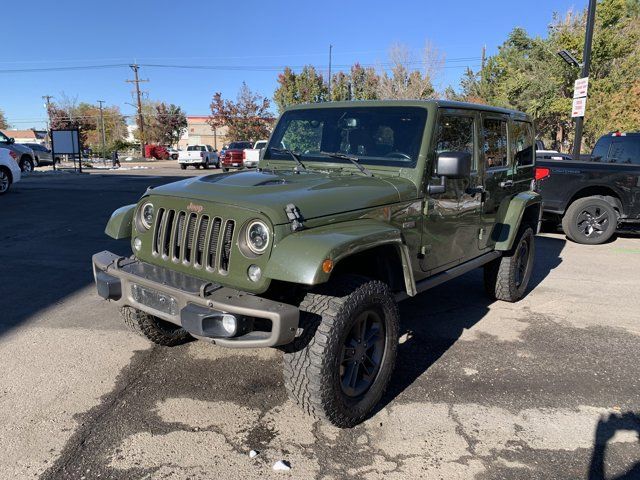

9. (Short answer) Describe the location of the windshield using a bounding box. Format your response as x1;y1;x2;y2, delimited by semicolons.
265;106;427;168
229;142;252;149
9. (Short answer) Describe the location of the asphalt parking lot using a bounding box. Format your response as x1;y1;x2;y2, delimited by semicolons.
1;168;639;480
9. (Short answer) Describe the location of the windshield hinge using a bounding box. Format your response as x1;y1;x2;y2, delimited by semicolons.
285;204;305;232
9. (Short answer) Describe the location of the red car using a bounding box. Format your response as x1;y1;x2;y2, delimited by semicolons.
221;141;252;171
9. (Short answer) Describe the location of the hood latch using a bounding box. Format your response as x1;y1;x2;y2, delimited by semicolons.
285;203;305;232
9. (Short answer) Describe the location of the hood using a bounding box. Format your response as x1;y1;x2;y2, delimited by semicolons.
12;144;33;154
150;169;417;225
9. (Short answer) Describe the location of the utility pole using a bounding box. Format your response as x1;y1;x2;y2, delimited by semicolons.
97;100;107;165
572;0;597;161
481;45;486;70
328;44;333;101
42;95;54;169
126;64;148;157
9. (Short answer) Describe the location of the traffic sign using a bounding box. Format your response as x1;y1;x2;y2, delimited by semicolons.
572;97;587;117
573;77;589;98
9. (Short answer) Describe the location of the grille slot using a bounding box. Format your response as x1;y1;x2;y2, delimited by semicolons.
153;208;166;255
162;210;175;258
184;213;197;263
220;220;235;273
194;216;209;267
174;212;186;261
208;217;222;269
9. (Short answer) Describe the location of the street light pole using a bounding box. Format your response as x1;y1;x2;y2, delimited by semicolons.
572;0;597;160
97;100;107;166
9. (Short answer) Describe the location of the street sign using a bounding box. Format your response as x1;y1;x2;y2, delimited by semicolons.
573;77;589;98
572;97;587;118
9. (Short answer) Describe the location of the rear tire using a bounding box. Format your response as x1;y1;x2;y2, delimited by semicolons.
203;160;210;169
222;167;229;172
180;164;187;170
561;196;617;245
120;306;191;346
484;227;535;302
0;168;11;195
283;275;399;428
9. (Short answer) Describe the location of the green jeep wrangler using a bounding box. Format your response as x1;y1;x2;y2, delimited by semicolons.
93;100;541;427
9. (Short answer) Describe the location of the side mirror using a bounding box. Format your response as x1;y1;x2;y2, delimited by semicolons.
428;151;472;194
435;151;472;178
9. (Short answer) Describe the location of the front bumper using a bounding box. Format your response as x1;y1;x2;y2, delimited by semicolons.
92;251;299;348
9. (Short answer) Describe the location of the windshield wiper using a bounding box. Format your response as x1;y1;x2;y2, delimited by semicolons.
320;151;373;177
270;147;306;171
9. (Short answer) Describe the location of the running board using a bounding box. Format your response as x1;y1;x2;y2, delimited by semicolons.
395;251;501;302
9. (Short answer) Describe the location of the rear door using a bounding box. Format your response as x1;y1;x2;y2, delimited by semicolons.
478;113;513;250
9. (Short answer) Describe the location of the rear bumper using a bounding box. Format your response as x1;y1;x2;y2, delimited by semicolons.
92;251;299;348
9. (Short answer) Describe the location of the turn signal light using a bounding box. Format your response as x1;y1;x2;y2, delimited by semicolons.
534;167;550;181
322;259;334;273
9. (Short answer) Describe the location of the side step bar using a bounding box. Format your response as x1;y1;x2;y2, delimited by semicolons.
395;251;501;302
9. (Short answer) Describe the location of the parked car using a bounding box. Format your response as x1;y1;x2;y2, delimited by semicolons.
221;141;252;171
536;131;640;244
243;140;268;168
167;147;180;160
178;145;219;170
23;143;59;166
0;131;36;172
92;100;541;427
0;148;21;195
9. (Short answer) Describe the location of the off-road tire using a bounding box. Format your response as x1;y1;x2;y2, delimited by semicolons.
561;196;617;245
20;156;34;173
283;275;399;428
120;306;191;346
180;164;187;170
484;227;535;302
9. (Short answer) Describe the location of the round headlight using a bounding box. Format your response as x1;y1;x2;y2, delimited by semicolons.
246;220;269;254
140;202;154;230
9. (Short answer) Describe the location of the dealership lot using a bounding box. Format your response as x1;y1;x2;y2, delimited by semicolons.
1;171;638;480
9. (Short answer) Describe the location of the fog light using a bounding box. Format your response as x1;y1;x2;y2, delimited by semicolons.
221;314;237;335
248;264;262;282
133;237;142;251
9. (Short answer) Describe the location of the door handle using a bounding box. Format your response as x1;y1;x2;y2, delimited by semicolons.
499;179;514;189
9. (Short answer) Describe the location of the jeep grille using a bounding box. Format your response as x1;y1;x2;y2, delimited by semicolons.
152;208;235;272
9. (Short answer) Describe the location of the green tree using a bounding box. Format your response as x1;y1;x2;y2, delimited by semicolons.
331;71;351;101
0;108;8;129
350;63;379;100
273;66;328;112
208;82;273;142
153;103;187;147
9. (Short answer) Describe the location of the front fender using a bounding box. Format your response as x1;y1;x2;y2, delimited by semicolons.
105;204;136;239
493;191;542;251
265;220;416;294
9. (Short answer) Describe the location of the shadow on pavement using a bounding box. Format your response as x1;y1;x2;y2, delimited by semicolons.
589;412;640;480
379;234;566;411
0;174;185;338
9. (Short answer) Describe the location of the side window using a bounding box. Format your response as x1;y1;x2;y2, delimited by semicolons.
512;121;534;167
483;118;508;168
608;138;640;164
434;115;476;170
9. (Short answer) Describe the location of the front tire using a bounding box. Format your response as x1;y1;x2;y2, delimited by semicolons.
283;275;399;428
203;160;210;169
20;156;34;173
561;196;617;245
180;164;187;170
120;306;191;346
484;227;535;302
222;167;229;172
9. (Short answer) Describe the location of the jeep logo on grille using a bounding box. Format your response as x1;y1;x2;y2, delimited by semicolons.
187;202;204;214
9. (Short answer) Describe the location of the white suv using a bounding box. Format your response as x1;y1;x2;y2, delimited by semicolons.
0;147;22;194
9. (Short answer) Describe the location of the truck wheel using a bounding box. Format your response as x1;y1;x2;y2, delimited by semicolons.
283;275;399;428
20;156;34;173
203;160;210;169
120;306;191;346
222;167;229;172
180;164;187;170
561;196;617;245
484;227;535;303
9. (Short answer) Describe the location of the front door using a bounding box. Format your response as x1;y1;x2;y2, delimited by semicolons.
420;109;483;274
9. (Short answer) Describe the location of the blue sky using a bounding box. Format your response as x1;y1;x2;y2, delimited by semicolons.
1;0;586;129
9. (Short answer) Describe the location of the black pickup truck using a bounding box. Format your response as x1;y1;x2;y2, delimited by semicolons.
536;132;640;244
